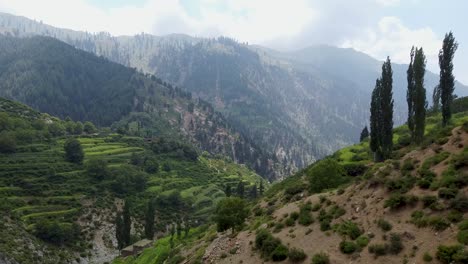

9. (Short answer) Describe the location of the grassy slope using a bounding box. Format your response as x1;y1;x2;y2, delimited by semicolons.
0;98;264;264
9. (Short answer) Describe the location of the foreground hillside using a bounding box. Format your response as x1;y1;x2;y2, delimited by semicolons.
117;107;468;264
0;97;264;264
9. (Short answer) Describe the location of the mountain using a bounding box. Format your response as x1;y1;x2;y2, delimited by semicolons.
1;12;467;178
0;96;266;263
0;35;280;179
114;102;468;264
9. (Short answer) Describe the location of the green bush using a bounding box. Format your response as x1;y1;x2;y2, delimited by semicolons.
422;195;438;208
377;219;392;232
356;235;370;248
447;211;463;223
311;252;330;264
388;233;403;254
436;244;463;264
287;247;307;262
339;240;358;254
384;193;418;209
285;217;295;227
438;187;459;199
423;252;433;262
334;221;362;240
458;230;468;245
271;244;288;261
307;159;348;193
298;203;314;226
368;244;388;256
429;217;450;231
450;195;468;212
343;163;367;177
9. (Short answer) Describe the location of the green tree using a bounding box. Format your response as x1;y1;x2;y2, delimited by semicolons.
439;32;458;126
250;184;258;199
176;221;182;238
432;85;441;112
225;184;232;197
122;200;131;247
412;47;427;144
144;157;159;174
369;57;393;161
83;121;97;134
259;180;264;196
407;47;416;139
144;199;155;240
214;197;249;232
116;212;124;250
359;126;369;142
86;158;109;180
74;121;84;135
308;159;347;193
48;122;65;137
64;137;84;164
236;181;245;198
0;132;16;153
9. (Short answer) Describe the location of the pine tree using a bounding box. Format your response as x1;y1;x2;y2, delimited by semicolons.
250;184;258;199
115;212;124;250
439;32;458;126
432;85;441;112
407;47;416;139
122;200;131;247
176;221;182;238
360;126;369;142
259;180;264;196
144;199;155;240
412;47;427;144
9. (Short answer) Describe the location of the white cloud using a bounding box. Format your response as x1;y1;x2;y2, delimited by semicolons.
342;16;441;73
376;0;400;6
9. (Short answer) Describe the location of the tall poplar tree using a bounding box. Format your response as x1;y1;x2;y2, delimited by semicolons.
380;57;394;160
432;85;441;112
370;57;393;162
115;212;124;250
122;200;131;247
412;47;427;144
144;199;155;240
439;32;458;126
407;47;415;139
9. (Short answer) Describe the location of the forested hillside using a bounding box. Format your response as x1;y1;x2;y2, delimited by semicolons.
0;97;266;263
0;35;281;179
2;12;467;177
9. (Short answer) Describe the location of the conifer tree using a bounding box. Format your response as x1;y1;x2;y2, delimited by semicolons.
439;32;458;126
360;126;369;142
250;184;257;199
259;181;264;196
432;85;441;112
225;184;232;197
412;47;427;144
236;181;244;198
370;79;382;161
144;199;155;240
115;212;124;250
122;200;131;247
407;47;416;139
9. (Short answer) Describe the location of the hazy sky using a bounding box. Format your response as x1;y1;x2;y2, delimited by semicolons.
0;0;466;83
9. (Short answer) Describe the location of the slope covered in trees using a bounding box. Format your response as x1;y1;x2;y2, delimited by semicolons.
0;35;281;179
0;97;266;263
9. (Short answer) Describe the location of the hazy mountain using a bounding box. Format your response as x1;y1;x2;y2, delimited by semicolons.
1;12;467;177
0;35;281;179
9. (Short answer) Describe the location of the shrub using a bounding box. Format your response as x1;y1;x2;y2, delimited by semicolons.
368;244;388;256
311;252;330;264
384;194;418;209
452;151;468;170
451;195;468;212
436;244;463;264
356;235;370;248
285;217;295;227
388;233;403;254
334;221;362;240
273;222;285;233
458;230;468;245
290;211;300;221
447;211;463;223
422;252;433;262
287;247;307;262
401;158;415;172
438;188;459;199
343;163;367;177
377;219;392;232
271;244;289;261
298;204;314;226
422;195;438;208
429;217;450;231
459;220;468;230
307;159;348;193
339;240;358;254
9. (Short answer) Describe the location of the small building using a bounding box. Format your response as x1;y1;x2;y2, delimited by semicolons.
120;239;153;257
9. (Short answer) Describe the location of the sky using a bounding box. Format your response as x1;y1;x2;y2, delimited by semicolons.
0;0;466;83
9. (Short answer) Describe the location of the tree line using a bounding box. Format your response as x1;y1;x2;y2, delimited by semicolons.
365;32;458;161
